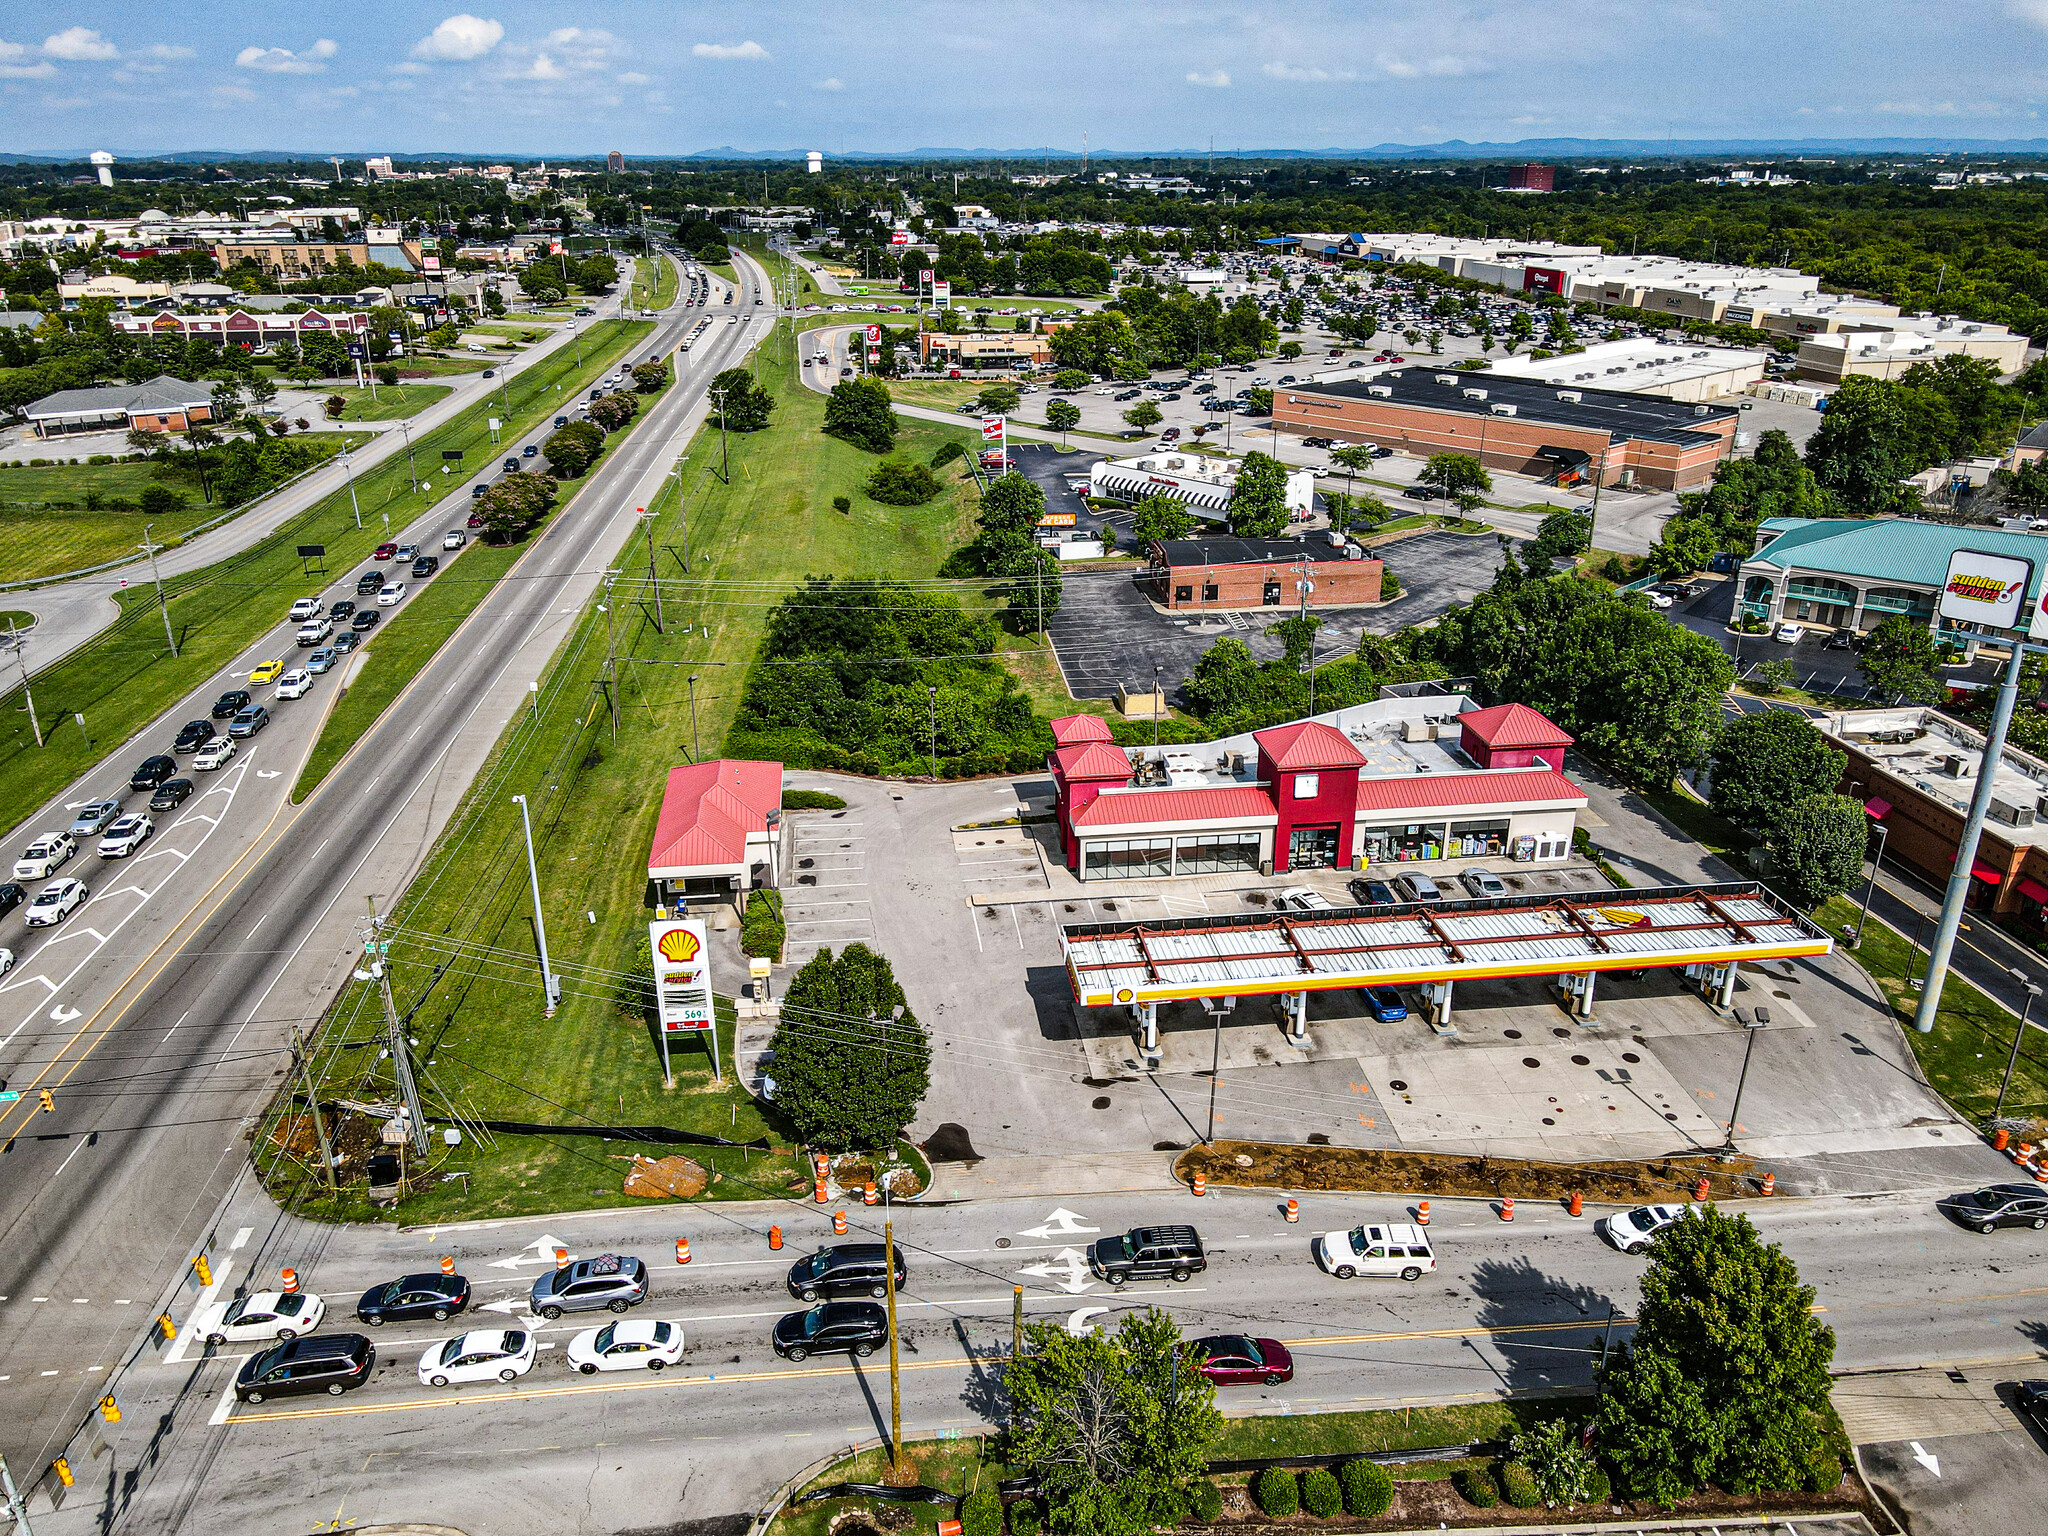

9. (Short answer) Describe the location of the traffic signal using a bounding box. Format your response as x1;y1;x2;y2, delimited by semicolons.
38;1089;53;1112
156;1313;176;1342
51;1457;73;1488
191;1254;211;1287
97;1395;119;1424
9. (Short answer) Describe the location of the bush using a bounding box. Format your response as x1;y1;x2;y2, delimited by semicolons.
1184;1481;1221;1523
138;484;184;517
958;1488;1003;1536
1801;1436;1843;1495
1584;1464;1612;1505
1339;1459;1394;1518
1380;566;1401;599
1301;1467;1342;1519
783;789;848;810
1252;1468;1299;1518
1008;1496;1041;1534
1499;1461;1541;1509
739;889;784;961
931;440;965;468
832;495;851;514
865;456;943;506
1452;1467;1498;1508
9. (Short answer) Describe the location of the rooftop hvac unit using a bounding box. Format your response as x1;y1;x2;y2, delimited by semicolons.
1990;797;2037;829
1555;389;1583;402
1435;374;1457;386
1694;404;1711;415
1401;717;1436;742
1367;385;1392;398
1942;753;1976;778
1461;387;1488;400
1491;403;1517;416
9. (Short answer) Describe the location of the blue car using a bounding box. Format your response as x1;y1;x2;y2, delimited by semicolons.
1347;877;1397;906
1362;987;1408;1022
305;646;338;674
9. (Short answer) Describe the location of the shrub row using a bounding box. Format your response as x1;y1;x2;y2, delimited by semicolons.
1248;1459;1394;1520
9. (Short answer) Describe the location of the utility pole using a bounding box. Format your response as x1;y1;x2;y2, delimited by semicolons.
1011;1284;1024;1360
140;523;178;657
364;902;429;1158
884;1209;904;1477
340;443;362;528
511;794;560;1015
640;507;663;631
397;417;419;494
0;1451;36;1536
6;619;42;748
290;1028;338;1193
601;572;620;742
687;674;701;762
709;386;730;484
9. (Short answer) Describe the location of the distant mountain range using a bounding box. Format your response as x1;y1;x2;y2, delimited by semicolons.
6;136;2048;165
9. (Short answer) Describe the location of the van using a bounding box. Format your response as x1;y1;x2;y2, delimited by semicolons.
235;1334;376;1402
1316;1221;1436;1281
1396;873;1442;903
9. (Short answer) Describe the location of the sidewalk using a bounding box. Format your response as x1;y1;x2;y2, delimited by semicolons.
922;1149;1182;1201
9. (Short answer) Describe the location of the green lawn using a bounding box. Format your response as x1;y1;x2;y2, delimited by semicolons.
277;304;986;1224
0;323;651;835
630;251;680;310
397;355;493;377
328;383;452;422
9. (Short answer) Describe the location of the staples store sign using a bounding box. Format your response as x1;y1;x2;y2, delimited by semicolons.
1940;549;2033;632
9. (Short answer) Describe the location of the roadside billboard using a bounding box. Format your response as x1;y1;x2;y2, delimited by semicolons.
1940;549;2033;632
647;920;713;1031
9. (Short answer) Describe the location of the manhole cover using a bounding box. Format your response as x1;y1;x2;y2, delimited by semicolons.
1503;1029;1523;1039
1091;1096;1111;1109
1523;1057;1542;1068
1621;1051;1641;1063
1388;1079;1408;1092
995;1238;1011;1249
1571;1054;1591;1066
1664;1112;1679;1121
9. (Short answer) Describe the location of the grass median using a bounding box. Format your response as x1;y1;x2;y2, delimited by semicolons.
0;321;650;834
328;382;453;421
631;250;679;310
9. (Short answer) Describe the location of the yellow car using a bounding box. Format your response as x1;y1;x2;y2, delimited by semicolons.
247;658;286;685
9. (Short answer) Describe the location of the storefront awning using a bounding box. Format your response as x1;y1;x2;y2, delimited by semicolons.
2020;877;2048;904
1864;796;1891;819
1972;860;2004;885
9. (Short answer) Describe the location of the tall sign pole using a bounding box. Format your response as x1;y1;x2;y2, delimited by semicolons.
885;1209;904;1476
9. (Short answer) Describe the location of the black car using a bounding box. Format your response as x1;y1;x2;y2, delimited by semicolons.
2016;1380;2048;1434
1088;1225;1206;1286
148;778;194;813
355;1271;472;1325
1347;877;1397;905
0;882;23;919
787;1244;907;1302
410;555;439;579
210;690;251;720
356;570;386;596
173;719;214;753
1402;486;1437;501
332;630;361;654
522;445;538;458
771;1301;889;1361
503;457;521;473
328;599;356;623
351;609;381;633
554;414;570;427
234;1334;376;1403
1949;1183;2048;1234
129;754;176;791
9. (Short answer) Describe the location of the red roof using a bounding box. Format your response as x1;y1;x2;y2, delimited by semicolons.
1051;714;1115;746
1353;767;1585;815
648;759;782;874
1457;702;1573;750
1073;785;1278;828
1253;719;1369;771
1051;741;1133;783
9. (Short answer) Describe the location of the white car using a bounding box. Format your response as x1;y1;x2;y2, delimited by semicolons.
97;814;153;858
1316;1222;1437;1281
25;877;87;928
14;832;77;881
1773;622;1802;644
443;529;467;550
275;669;313;700
193;736;237;771
465;342;489;352
1646;590;1674;609
1596;1203;1694;1255
565;1318;686;1375
0;949;11;979
418;1328;538;1388
377;581;406;606
1276;886;1334;913
288;598;323;622
196;1290;325;1347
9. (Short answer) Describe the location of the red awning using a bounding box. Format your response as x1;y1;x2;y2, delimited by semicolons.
1864;796;1891;819
1971;860;2004;885
2020;878;2048;904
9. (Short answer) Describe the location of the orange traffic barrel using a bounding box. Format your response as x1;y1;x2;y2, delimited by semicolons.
1693;1176;1711;1202
863;1182;878;1206
1284;1198;1299;1224
440;1255;455;1276
832;1209;848;1236
1499;1197;1514;1223
1416;1201;1430;1225
675;1239;690;1264
768;1225;783;1250
814;1177;828;1203
1994;1127;2010;1153
554;1247;569;1270
1191;1171;1206;1197
1567;1191;1583;1218
1761;1172;1776;1196
280;1267;300;1294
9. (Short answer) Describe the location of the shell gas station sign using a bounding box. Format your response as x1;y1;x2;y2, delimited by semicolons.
648;920;714;1031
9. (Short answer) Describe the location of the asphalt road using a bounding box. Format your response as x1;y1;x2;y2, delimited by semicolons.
0;252;777;1497
56;1182;2048;1536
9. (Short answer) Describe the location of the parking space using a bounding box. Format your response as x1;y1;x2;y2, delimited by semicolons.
781;813;875;965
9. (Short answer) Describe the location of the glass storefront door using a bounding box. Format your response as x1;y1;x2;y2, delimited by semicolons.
1289;825;1341;869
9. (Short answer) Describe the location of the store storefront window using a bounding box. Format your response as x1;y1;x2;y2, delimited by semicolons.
1289;825;1341;869
1082;838;1173;880
1448;817;1512;859
1175;832;1263;875
1358;822;1448;862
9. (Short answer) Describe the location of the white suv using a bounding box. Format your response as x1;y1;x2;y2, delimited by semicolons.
1317;1222;1436;1281
14;832;77;880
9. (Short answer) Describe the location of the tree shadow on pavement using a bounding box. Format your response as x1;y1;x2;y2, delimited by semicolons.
1467;1252;1621;1399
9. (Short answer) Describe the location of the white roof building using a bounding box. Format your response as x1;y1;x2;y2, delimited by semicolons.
1484;337;1770;402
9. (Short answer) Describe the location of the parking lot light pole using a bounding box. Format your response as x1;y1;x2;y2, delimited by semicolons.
1720;1006;1768;1155
1854;820;1889;949
1995;969;2042;1122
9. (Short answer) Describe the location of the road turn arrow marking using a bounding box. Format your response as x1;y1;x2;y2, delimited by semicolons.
1910;1442;1941;1478
1018;1207;1099;1241
1016;1247;1093;1295
1067;1307;1108;1336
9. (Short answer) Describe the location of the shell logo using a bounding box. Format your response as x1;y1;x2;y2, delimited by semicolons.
656;927;702;963
1116;988;1135;1003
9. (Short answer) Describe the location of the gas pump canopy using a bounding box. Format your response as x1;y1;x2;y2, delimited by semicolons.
1060;881;1832;1010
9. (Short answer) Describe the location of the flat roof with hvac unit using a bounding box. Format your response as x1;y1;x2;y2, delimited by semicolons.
1060;881;1830;1010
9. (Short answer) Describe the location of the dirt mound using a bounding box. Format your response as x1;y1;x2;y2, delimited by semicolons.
622;1153;710;1199
1175;1140;1761;1205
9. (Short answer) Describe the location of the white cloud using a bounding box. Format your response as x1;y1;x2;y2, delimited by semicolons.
1262;62;1357;83
2007;0;2048;29
692;40;769;60
1186;68;1230;87
43;27;118;60
521;52;566;79
617;70;651;85
412;14;503;62
0;41;56;77
1376;54;1480;79
209;82;259;106
815;76;845;91
44;93;91;110
236;39;337;74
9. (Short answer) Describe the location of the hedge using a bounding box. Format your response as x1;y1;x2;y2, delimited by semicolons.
782;789;848;810
1301;1467;1342;1519
1452;1466;1498;1508
1340;1459;1394;1518
1007;1496;1041;1534
1252;1468;1299;1518
1183;1481;1221;1523
1499;1461;1541;1509
739;889;785;961
958;1488;1003;1536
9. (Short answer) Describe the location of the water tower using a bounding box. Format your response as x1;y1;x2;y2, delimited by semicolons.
90;150;114;188
806;151;822;175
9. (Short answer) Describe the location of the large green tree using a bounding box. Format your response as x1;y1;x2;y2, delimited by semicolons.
1707;710;1846;833
1598;1206;1836;1508
1045;397;1081;444
1132;493;1200;544
823;376;899;453
1001;1308;1222;1536
767;942;931;1151
1228;451;1290;537
1803;376;1926;515
1857;613;1944;703
1420;453;1492;515
709;366;775;431
1768;793;1870;908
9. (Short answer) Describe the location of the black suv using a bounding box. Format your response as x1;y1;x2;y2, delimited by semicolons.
1947;1183;2048;1234
129;754;176;791
173;719;214;753
234;1334;376;1402
210;690;251;720
1088;1225;1206;1286
772;1301;888;1361
356;1271;472;1325
356;570;386;596
787;1244;907;1302
410;555;439;579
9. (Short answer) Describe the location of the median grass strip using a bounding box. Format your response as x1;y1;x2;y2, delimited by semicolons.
630;250;679;310
0;321;650;833
328;382;452;422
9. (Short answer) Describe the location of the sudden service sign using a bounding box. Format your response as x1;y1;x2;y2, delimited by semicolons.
1940;549;2034;633
648;919;714;1031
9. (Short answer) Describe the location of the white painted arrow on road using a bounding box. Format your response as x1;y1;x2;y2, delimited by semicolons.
477;1297;540;1317
1018;1207;1099;1241
48;1005;80;1023
487;1233;574;1270
1067;1307;1108;1336
256;770;280;779
1017;1247;1093;1295
1910;1442;1941;1478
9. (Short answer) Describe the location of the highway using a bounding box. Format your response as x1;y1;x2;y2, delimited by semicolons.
59;1181;2048;1534
0;249;777;1508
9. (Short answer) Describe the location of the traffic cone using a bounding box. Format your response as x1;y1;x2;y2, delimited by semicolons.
440;1255;455;1276
832;1209;848;1236
1285;1197;1300;1224
1761;1172;1776;1196
1416;1201;1430;1225
1692;1176;1711;1202
1567;1191;1583;1218
1191;1171;1206;1197
814;1177;828;1203
769;1225;783;1250
1994;1127;2011;1153
1499;1197;1514;1222
554;1247;569;1270
675;1239;690;1264
280;1267;300;1294
863;1182;878;1206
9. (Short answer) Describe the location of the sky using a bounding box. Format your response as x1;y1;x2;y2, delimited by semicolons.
3;0;2047;157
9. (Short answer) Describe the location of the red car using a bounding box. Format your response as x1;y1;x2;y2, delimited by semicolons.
373;542;398;561
1192;1334;1292;1386
466;512;485;529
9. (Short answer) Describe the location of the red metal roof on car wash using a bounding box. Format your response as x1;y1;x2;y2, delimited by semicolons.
1071;786;1279;828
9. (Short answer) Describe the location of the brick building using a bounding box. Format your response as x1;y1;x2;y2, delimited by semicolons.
1145;536;1382;611
918;331;1051;370
1507;164;1556;192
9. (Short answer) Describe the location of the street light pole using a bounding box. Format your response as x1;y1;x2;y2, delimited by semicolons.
927;685;938;780
1854;821;1889;949
1721;1006;1768;1154
1995;968;2042;1122
511;794;560;1015
140;522;178;657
